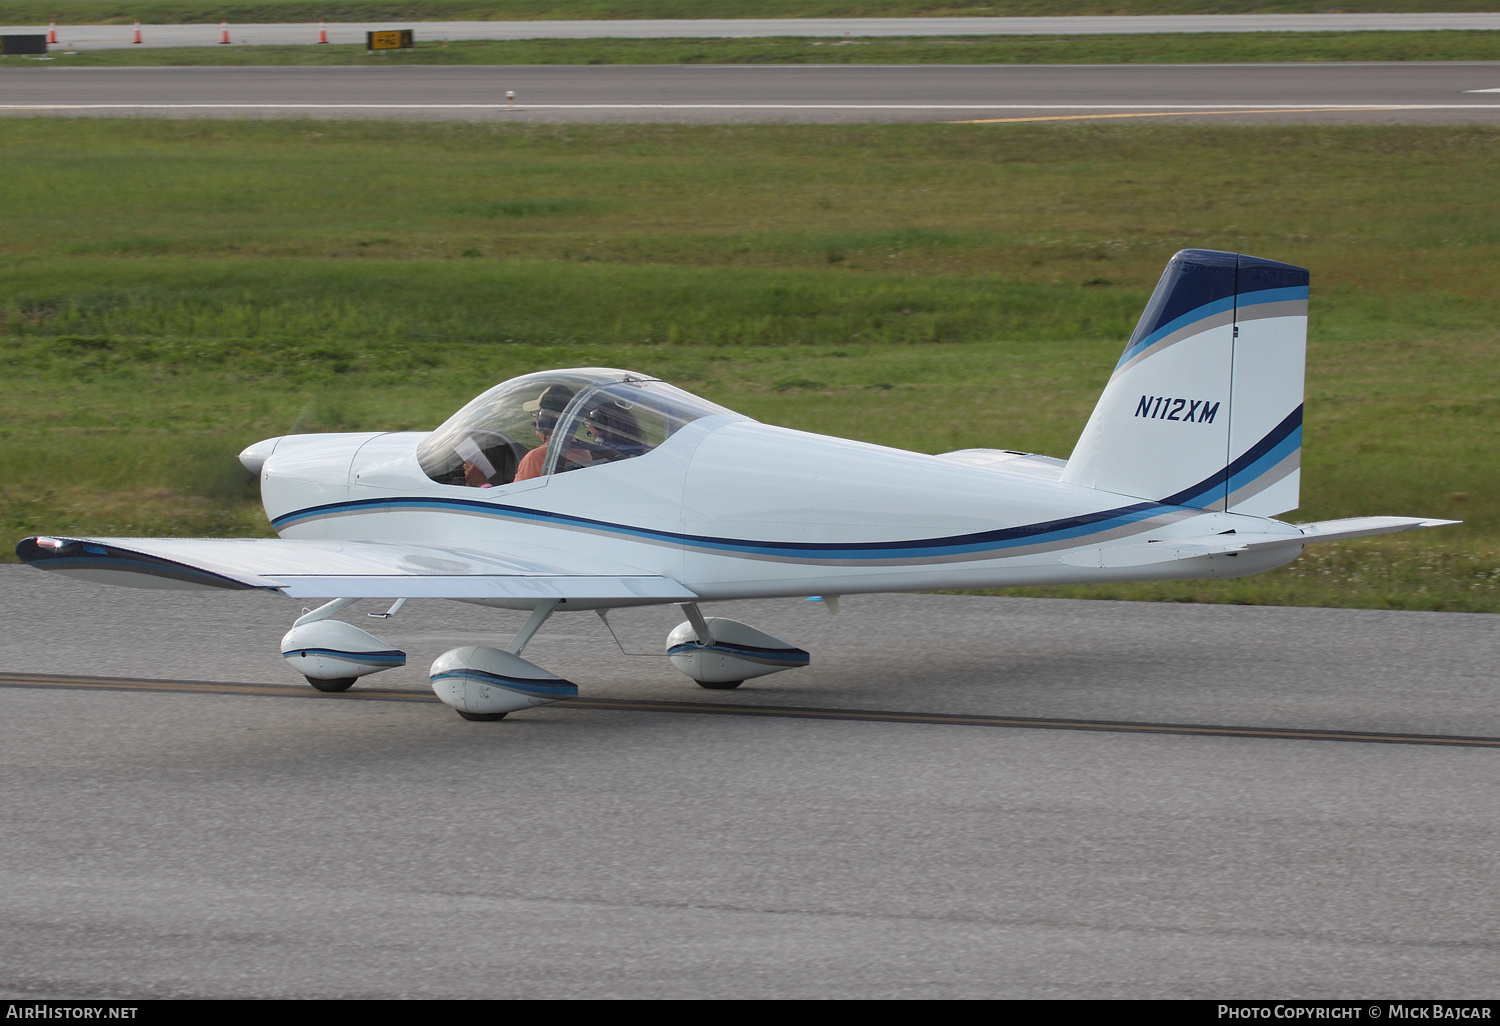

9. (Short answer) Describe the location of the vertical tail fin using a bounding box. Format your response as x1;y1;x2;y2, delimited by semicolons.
1060;249;1308;516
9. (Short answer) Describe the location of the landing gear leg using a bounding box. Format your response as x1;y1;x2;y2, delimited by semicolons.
507;599;559;655
680;602;710;644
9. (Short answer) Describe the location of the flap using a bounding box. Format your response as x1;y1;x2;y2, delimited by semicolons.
16;536;696;601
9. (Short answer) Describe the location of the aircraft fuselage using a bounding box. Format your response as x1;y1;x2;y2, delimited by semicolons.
254;416;1303;604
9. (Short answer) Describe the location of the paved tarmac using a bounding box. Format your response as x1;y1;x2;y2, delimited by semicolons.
3;62;1499;122
1;564;1498;998
9;14;1500;50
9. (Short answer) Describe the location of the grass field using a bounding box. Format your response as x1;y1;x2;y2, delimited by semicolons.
1;119;1495;611
8;1;1499;27
24;30;1500;65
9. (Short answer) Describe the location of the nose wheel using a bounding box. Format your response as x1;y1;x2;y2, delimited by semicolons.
695;679;743;690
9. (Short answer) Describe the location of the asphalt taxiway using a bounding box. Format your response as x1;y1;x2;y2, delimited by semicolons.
2;564;1497;998
2;63;1499;123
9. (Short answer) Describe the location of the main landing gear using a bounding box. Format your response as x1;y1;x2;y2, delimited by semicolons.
665;603;809;689
279;597;814;722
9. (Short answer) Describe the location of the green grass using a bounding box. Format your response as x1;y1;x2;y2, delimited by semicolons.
1;119;1495;611
25;30;1500;65
9;1;1500;27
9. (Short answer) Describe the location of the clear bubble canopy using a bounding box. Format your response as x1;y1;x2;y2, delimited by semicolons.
417;368;740;489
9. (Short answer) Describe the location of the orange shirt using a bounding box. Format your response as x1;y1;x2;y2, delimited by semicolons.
514;444;547;482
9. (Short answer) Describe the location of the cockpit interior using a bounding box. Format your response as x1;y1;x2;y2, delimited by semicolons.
416;369;736;489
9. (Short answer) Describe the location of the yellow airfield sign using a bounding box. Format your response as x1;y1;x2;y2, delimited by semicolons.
367;30;414;51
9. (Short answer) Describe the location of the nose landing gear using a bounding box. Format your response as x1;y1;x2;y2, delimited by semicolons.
281;603;407;691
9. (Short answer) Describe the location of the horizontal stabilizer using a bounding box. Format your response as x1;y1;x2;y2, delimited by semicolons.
1061;516;1457;569
1294;517;1460;544
16;536;696;602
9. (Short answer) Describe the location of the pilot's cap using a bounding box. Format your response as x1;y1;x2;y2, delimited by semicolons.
522;384;575;414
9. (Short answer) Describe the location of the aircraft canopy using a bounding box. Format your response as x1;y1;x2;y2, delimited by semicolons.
416;368;738;488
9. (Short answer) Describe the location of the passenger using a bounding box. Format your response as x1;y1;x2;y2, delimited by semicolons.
514;384;590;481
585;401;651;462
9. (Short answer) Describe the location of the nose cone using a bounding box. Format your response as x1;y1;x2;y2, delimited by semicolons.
239;437;282;475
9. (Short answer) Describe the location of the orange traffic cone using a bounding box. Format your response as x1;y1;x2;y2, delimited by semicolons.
317;19;328;44
47;20;58;44
132;19;142;44
219;19;230;44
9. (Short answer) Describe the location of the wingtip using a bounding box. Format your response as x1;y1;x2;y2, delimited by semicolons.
15;535;62;562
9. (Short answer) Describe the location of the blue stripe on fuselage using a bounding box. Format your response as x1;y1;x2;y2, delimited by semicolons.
269;409;1305;563
271;496;1175;565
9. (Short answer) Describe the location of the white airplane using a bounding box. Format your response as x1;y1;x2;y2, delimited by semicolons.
18;249;1455;721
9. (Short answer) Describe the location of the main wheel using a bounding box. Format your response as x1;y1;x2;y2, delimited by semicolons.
695;679;743;690
306;676;357;693
456;710;508;721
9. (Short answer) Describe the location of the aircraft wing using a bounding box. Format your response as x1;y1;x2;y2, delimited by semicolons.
14;535;696;602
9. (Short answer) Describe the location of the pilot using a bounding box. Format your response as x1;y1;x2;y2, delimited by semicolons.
514;384;591;481
462;458;493;489
454;436;499;488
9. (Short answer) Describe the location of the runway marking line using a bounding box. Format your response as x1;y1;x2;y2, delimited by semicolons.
952;105;1427;124
4;670;1497;749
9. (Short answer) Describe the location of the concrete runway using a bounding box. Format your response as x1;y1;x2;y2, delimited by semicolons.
3;62;1500;123
2;564;1498;997
9;14;1500;50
